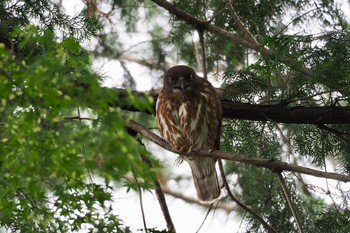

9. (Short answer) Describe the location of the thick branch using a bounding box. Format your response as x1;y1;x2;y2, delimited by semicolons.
111;88;350;124
220;101;350;124
150;0;313;77
127;120;350;183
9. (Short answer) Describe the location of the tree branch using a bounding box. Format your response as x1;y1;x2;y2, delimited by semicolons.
141;155;176;233
127;120;350;182
72;77;350;125
220;101;350;124
150;0;313;77
54;80;350;125
224;0;258;44
107;88;350;124
126;126;176;233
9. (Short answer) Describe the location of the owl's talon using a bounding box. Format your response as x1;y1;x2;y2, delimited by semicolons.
178;145;197;160
178;145;187;153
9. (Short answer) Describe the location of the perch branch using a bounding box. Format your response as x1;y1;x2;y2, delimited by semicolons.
127;120;350;183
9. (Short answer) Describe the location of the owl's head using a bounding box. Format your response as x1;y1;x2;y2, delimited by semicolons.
163;65;200;93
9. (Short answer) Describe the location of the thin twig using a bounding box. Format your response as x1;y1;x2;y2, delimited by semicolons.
126;172;235;213
64;116;94;121
275;7;318;36
131;165;148;233
274;124;313;196
276;173;304;233
218;160;278;233
197;29;207;79
161;185;236;212
196;203;213;233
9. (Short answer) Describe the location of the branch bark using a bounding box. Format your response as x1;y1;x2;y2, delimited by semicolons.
220;101;350;124
127;120;350;182
225;0;258;44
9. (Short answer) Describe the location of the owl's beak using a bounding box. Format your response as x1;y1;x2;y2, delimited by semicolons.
175;76;189;92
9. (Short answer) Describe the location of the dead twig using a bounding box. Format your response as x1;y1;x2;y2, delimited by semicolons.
276;173;304;233
218;160;277;233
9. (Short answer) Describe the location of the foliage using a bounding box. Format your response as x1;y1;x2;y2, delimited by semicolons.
313;206;350;233
1;0;350;232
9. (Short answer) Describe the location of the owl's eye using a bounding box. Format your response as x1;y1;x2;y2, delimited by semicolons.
169;76;176;81
184;75;192;81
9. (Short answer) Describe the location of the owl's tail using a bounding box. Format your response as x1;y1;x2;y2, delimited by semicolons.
187;157;221;203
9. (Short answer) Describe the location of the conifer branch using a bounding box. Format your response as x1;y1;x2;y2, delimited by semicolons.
70;79;350;125
127;120;350;183
150;0;313;77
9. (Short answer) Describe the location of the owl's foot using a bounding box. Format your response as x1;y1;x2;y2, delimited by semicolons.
178;145;197;160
